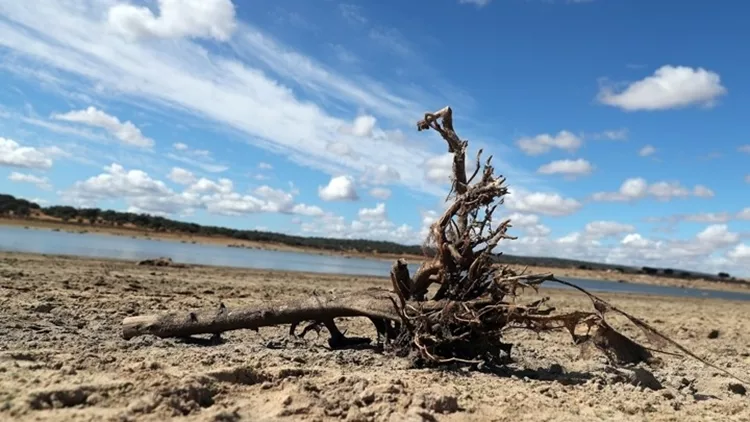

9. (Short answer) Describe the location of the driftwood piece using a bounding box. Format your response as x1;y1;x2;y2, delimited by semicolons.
122;288;400;342
121;287;500;350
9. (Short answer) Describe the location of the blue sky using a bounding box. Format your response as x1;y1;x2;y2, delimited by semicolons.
0;0;748;276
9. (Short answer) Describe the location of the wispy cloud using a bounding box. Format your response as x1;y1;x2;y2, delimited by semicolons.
0;1;533;199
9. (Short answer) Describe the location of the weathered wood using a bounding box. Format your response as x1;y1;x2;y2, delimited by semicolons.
122;288;402;340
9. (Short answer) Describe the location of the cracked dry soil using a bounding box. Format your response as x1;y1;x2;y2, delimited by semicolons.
1;252;749;421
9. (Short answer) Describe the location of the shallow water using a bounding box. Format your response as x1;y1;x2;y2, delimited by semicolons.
2;225;749;301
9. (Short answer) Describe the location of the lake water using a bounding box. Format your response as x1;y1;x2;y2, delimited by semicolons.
2;225;750;302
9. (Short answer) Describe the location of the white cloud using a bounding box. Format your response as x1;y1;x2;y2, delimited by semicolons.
537;158;593;178
258;162;273;170
584;221;635;239
168;167;196;185
358;203;387;221
507;213;551;237
598;65;727;111
173;142;188;151
107;0;237;42
728;244;750;260
318;175;359;201
301;207;419;245
647;181;691;201
692;185;714;198
8;171;52;190
738;208;750;220
361;164;401;186
423;153;454;184
0;137;54;169
517;130;582;155
591;178;707;202
326;141;357;159
590;128;628;141
70;163;173;200
369;187;392;200
638;145;656;157
505;189;582;216
346;115;377;137
739;145;750;154
52;106;154;148
696;224;739;247
745;174;750;184
66;162;321;217
0;1;484;198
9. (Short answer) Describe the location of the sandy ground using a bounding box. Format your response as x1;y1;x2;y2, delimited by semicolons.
3;218;749;294
1;252;749;422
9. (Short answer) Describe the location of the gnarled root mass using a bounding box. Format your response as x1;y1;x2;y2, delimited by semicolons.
121;106;747;384
381;106;657;369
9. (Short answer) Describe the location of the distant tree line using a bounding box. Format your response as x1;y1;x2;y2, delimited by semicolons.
0;193;430;255
0;193;743;282
0;194;41;217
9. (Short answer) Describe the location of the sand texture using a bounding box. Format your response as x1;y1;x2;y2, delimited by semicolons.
1;252;749;421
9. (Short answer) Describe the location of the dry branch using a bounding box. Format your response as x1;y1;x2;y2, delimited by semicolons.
120;106;749;385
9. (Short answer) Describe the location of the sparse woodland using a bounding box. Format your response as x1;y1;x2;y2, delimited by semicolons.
121;107;747;384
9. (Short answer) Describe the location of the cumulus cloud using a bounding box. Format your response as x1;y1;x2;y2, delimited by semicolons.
537;158;593;179
358;203;387;221
584;221;636;239
318;175;359;201
0;137;54;169
423;153;454;184
8;172;52;190
505;189;582;216
591;178;710;202
692;185;714;198
301;209;418;244
168;167;197;185
516;131;582;155
696;224;739;247
728;244;750;260
597;65;727;111
638;145;656;157
347;115;377;137
65;162;321;217
360;164;401;186
52;106;154;148
107;0;237;42
507;213;551;237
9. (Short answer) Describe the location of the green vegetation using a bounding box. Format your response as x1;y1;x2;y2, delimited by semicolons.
0;193;744;283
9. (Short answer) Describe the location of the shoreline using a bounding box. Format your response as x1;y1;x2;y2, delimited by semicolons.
3;217;749;294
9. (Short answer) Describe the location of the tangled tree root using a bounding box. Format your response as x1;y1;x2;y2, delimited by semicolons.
122;106;748;385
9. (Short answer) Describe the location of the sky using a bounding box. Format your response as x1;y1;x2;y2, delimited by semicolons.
0;0;749;276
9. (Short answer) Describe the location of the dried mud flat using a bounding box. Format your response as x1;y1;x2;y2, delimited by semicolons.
1;252;749;422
